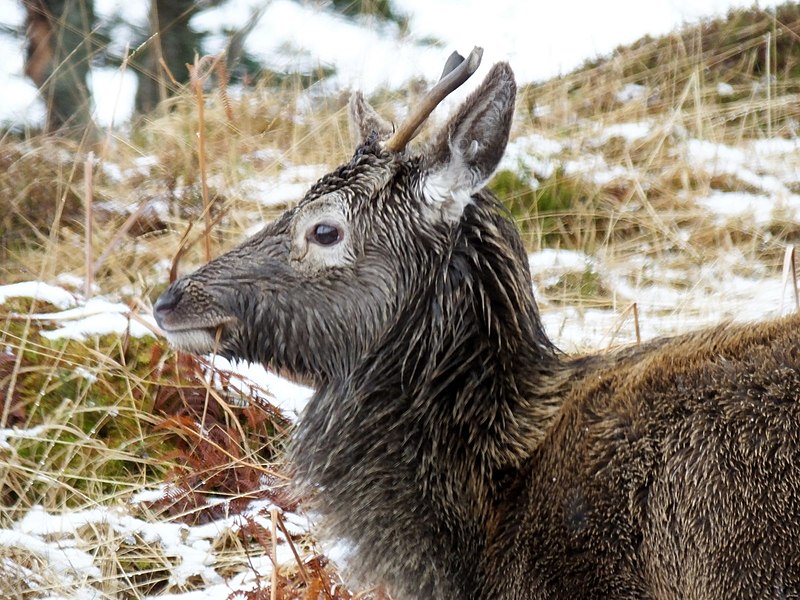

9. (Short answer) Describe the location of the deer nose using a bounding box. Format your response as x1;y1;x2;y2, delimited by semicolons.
153;285;182;328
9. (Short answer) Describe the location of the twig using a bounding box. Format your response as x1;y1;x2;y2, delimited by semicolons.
93;200;152;275
781;245;799;313
215;52;235;124
168;205;230;283
306;557;335;600
148;2;168;108
169;222;194;283
158;56;180;87
270;507;279;600
188;54;220;263
765;32;772;139
275;511;311;585
607;303;642;349
127;309;164;338
84;151;95;298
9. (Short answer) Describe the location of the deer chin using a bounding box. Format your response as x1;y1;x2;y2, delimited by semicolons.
162;327;221;354
159;318;237;355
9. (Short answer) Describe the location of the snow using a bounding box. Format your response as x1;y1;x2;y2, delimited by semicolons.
238;163;329;208
696;191;775;226
0;425;48;452
21;297;157;341
564;154;635;186
595;121;653;145
717;81;735;96
207;356;314;421
0;282;77;310
0;529;101;578
500;133;564;181
0;0;791;127
528;249;592;279
0;500;305;598
685;138;800;198
615;83;648;103
88;67;138;129
539;269;794;353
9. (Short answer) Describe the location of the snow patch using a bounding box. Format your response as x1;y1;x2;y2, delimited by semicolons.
0;282;77;310
239;164;328;208
206;356;314;421
717;82;735;96
22;297;156;341
697;191;775;226
615;83;647;103
595;121;652;144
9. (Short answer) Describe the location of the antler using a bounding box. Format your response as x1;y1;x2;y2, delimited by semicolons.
384;46;484;152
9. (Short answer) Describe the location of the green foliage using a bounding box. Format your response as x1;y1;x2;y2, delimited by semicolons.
490;169;537;217
0;310;171;516
543;266;608;303
580;2;800;87
490;168;595;248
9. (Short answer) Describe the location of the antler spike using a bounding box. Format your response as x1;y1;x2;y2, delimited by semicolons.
440;51;466;80
384;46;484;153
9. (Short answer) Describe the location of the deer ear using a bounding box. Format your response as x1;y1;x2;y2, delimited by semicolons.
349;92;393;146
423;62;516;221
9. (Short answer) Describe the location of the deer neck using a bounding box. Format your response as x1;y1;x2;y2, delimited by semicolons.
405;197;564;461
290;197;566;597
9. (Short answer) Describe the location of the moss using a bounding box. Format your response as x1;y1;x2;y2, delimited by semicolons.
0;302;173;508
490;168;599;250
543;266;610;304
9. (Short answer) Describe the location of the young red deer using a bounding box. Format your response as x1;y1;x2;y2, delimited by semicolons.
154;49;800;599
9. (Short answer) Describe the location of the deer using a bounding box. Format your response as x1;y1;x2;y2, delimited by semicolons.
153;47;800;599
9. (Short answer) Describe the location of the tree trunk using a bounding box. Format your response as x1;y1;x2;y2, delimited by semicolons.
134;0;199;114
23;0;97;137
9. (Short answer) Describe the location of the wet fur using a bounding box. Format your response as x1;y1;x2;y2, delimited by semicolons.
156;61;800;599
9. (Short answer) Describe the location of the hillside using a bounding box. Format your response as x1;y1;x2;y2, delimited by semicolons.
1;4;800;598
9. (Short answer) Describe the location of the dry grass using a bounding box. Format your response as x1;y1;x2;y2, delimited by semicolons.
1;4;800;597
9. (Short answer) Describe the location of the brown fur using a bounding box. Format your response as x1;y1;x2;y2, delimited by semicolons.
490;317;800;598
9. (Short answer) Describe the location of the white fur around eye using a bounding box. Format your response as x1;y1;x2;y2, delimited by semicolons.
291;195;353;271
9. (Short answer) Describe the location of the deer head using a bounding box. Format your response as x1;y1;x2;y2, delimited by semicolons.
154;49;527;384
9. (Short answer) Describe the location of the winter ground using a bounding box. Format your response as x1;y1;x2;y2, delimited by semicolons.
2;113;800;595
1;1;800;598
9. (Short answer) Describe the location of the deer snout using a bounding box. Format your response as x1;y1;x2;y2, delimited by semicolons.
153;285;182;330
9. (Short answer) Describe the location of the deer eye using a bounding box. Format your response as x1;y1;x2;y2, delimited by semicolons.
309;223;342;246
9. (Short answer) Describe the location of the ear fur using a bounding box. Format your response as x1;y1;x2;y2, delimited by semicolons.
348;92;394;146
423;62;516;222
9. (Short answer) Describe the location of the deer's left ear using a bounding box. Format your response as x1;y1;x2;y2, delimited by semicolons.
423;62;516;222
349;92;394;146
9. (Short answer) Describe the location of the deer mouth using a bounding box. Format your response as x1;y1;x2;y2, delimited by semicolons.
154;287;238;354
156;315;236;353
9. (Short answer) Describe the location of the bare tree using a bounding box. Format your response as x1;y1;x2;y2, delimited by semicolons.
23;0;96;136
133;0;199;114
